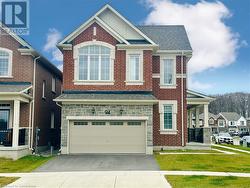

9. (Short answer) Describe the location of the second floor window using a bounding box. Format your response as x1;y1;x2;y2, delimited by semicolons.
128;54;140;81
52;77;56;93
0;48;12;77
78;45;111;81
42;80;46;99
163;59;174;85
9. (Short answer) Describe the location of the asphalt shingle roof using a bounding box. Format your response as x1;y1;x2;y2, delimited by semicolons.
0;82;31;93
137;25;192;51
220;112;241;121
56;93;157;101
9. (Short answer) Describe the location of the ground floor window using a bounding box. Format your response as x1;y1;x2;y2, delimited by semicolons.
159;100;177;134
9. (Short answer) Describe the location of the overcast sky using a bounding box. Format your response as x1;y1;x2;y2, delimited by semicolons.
20;0;250;95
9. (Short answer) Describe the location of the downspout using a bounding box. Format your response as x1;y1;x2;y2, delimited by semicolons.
30;56;40;150
181;51;184;147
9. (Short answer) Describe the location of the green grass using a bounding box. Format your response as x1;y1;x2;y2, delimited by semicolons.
0;177;19;187
166;175;250;188
0;155;52;173
220;144;250;152
155;149;250;172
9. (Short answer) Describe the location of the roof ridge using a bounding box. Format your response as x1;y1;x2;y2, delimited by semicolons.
137;25;185;27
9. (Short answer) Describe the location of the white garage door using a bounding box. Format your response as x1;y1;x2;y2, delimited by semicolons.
69;120;146;154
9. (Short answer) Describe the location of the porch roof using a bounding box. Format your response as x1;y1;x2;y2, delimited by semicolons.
0;82;31;93
187;89;214;105
54;91;158;104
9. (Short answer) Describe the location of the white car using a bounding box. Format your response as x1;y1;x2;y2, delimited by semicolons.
240;136;250;146
215;133;233;144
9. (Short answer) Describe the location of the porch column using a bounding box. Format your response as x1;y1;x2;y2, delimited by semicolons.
12;100;20;147
189;109;193;128
203;104;209;128
195;107;200;127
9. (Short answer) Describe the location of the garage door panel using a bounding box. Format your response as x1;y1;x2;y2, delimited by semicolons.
69;121;146;154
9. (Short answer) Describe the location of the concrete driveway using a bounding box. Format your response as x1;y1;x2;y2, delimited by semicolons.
35;154;160;172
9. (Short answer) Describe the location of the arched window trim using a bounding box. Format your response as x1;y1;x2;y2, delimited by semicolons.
0;47;13;77
73;41;115;85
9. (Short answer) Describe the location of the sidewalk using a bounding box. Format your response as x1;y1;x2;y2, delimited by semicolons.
212;144;250;154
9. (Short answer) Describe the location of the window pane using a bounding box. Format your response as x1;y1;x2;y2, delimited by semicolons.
0;50;9;76
129;55;140;81
101;55;110;80
101;46;110;55
92;121;106;126
74;121;88;126
79;55;88;80
78;45;111;81
89;55;99;80
89;45;99;54
164;105;173;129
163;59;173;84
78;47;88;54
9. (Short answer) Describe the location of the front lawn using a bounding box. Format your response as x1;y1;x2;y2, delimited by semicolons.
155;151;250;172
166;175;250;188
0;177;19;187
0;155;52;173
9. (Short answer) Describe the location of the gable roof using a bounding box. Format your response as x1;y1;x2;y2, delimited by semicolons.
0;22;62;79
137;25;192;51
198;113;218;120
220;112;242;121
58;4;156;47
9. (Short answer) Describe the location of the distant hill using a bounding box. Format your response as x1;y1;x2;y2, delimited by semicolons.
209;92;250;118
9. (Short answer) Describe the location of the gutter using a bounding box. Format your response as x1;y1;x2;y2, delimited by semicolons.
181;51;184;147
30;56;40;150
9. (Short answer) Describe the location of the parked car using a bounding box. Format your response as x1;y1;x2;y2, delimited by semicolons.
215;133;233;144
240;136;250;147
239;132;249;138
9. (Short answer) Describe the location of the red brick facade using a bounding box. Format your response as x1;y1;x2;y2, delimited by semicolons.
152;55;188;146
63;23;152;91
0;28;62;148
61;22;188;147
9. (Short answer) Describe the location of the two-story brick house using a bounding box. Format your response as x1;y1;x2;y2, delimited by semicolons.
55;4;212;154
0;24;62;159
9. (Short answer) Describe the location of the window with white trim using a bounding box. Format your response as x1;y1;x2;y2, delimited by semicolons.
78;45;111;81
159;100;177;134
0;48;12;77
50;112;54;129
126;50;143;84
42;80;46;99
218;119;225;127
160;56;176;87
52;76;56;93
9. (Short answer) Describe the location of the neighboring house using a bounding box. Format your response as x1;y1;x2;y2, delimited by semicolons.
0;24;62;159
55;4;212;155
219;112;247;133
194;113;218;133
247;118;250;130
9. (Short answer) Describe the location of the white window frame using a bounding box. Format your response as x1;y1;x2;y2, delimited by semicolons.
159;100;178;134
50;112;55;129
160;55;176;89
73;41;115;85
125;50;143;85
42;80;46;99
218;119;225;127
52;76;56;93
0;47;13;78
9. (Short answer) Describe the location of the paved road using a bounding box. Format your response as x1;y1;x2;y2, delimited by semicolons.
5;171;171;188
35;154;160;172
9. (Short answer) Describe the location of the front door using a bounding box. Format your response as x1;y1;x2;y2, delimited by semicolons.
0;110;9;130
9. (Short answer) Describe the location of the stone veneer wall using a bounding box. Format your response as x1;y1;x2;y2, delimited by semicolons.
61;104;153;151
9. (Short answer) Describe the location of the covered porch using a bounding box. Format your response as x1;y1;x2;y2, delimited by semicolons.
0;83;32;159
186;90;214;145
